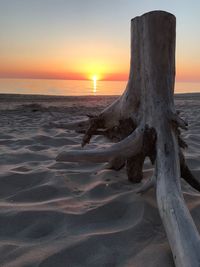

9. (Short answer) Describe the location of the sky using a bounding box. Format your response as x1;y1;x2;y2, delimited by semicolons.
0;0;200;82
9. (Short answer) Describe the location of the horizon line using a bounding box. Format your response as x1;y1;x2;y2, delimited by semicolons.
0;76;200;83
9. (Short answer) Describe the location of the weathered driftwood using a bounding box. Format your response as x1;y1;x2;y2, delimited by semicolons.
135;175;156;194
56;126;144;162
56;11;200;267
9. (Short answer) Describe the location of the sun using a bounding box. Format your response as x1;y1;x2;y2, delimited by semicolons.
92;75;98;82
92;75;98;93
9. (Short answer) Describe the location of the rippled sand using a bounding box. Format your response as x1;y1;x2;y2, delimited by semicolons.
0;93;199;267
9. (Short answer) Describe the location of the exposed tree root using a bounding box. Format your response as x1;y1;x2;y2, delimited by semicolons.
56;126;144;163
55;11;200;266
135;175;156;194
126;126;156;182
81;115;105;147
180;151;200;192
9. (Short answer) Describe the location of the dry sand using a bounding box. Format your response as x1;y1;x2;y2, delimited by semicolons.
0;93;200;267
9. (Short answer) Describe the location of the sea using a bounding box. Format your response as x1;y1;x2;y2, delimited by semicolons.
0;78;199;96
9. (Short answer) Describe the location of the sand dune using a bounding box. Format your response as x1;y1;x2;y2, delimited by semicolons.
0;93;199;267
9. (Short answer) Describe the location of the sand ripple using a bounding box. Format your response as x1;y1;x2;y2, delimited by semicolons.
0;94;199;266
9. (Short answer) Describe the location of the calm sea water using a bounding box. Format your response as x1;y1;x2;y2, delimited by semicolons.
0;78;199;96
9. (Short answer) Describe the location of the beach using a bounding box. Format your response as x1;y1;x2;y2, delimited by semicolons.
0;93;200;267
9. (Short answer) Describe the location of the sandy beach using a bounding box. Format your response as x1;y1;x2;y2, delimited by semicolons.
0;93;200;267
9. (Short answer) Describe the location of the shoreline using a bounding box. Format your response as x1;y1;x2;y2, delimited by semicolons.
1;91;200;98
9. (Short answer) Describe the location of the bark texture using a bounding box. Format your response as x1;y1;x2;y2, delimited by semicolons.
56;11;200;267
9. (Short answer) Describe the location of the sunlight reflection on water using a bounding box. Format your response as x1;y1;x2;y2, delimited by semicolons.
0;78;199;96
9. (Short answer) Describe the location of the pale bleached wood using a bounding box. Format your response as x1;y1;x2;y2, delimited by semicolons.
56;11;200;266
56;126;144;162
135;175;155;194
156;125;200;267
136;11;200;266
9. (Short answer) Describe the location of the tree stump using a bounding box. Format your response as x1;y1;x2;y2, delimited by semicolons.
56;11;200;267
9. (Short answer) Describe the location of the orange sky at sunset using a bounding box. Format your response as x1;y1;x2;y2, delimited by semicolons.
1;52;200;82
0;0;200;83
0;40;129;81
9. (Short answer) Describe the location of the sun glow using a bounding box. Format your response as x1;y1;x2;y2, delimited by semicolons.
92;75;98;94
92;75;98;81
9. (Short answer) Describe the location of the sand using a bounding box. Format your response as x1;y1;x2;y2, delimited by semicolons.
0;93;200;267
